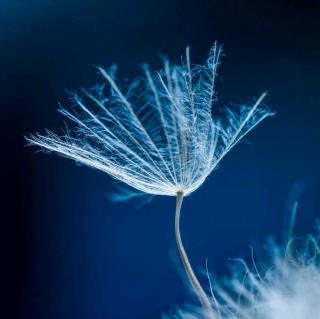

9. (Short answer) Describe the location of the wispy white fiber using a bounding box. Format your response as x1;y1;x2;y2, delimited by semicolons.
26;44;273;197
165;225;320;319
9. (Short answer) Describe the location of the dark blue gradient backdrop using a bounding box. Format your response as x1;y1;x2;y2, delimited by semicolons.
1;1;320;318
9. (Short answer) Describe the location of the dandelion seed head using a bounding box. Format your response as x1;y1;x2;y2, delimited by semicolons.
26;43;273;197
165;228;320;319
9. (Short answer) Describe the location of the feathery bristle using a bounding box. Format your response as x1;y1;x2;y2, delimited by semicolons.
26;44;273;197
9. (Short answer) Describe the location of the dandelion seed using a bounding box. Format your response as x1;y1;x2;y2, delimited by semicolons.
26;43;273;318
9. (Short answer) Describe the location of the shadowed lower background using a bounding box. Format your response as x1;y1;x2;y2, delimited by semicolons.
1;1;320;318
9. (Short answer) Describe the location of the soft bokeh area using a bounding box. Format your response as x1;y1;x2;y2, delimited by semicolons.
1;1;320;318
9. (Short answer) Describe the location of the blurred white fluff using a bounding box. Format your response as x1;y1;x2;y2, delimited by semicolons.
165;225;320;319
26;44;273;197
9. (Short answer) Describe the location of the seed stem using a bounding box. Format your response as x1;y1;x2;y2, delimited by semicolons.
175;192;214;318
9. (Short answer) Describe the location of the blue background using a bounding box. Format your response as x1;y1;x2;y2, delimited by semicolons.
1;1;320;318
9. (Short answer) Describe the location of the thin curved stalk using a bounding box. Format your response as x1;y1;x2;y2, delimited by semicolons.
175;192;214;318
